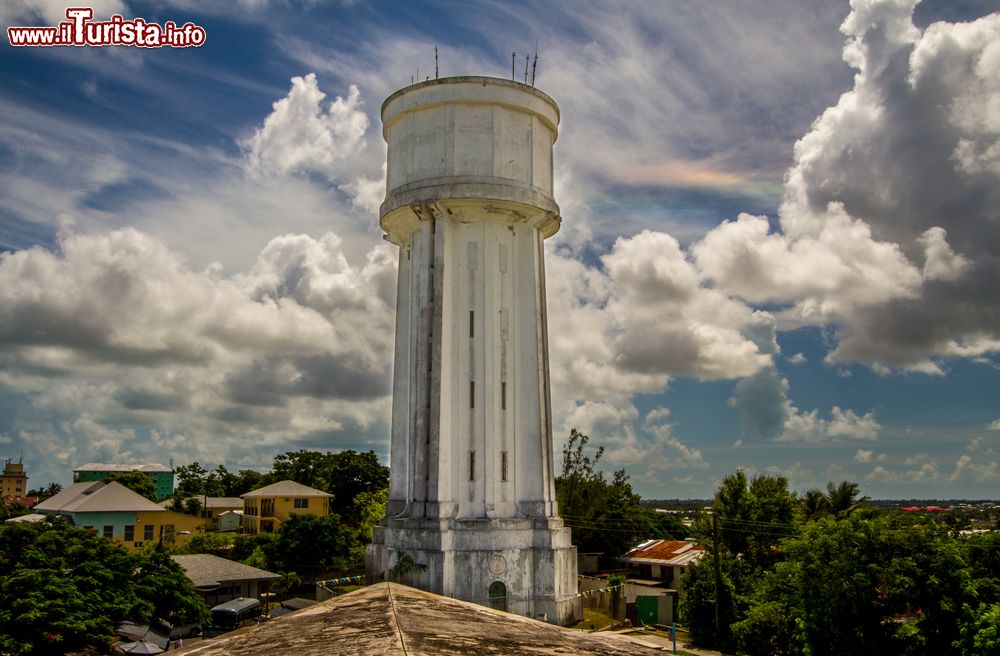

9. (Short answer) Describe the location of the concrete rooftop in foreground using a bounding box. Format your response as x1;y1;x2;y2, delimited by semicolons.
179;582;665;655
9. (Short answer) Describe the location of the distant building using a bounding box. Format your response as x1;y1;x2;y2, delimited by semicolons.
620;538;704;587
34;480;201;549
171;554;281;607
1;458;28;499
160;496;243;532
73;463;174;499
241;480;331;534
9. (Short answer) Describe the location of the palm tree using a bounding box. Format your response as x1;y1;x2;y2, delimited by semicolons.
825;481;869;518
801;488;827;520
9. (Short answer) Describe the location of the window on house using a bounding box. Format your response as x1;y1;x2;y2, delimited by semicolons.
103;525;114;538
262;520;274;533
294;498;309;509
144;524;154;541
124;525;135;542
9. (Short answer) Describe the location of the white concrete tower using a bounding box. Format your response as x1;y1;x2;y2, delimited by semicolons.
366;76;581;625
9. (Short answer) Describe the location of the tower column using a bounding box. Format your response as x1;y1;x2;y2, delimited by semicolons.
367;76;580;625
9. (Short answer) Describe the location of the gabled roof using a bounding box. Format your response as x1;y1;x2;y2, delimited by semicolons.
621;539;705;566
34;481;105;512
4;513;48;523
171;554;280;588
171;583;664;655
74;463;173;473
57;482;165;513
241;480;331;498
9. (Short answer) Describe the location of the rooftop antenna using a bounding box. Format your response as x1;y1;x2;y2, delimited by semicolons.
435;45;439;79
523;52;529;83
531;43;538;86
511;51;516;80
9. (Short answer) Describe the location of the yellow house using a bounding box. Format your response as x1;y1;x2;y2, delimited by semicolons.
241;480;331;534
133;509;204;549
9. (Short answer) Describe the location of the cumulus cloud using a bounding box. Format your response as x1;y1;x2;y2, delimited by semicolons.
689;1;1000;372
244;74;368;181
729;366;880;442
0;227;396;482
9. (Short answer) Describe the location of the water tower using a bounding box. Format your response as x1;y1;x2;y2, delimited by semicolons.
366;76;580;625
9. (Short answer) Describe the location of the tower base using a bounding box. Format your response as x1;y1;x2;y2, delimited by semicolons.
366;516;582;626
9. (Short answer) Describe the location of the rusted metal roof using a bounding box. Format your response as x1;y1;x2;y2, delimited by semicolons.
621;539;705;566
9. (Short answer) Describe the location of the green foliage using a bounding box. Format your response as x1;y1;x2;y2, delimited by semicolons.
105;470;158;501
265;513;355;574
800;480;870;520
555;429;673;556
958;603;1000;654
270;449;389;520
678;554;741;650
710;469;797;570
174;463;266;497
0;518;208;655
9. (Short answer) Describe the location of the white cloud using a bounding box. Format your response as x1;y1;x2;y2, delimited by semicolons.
788;352;807;364
243;74;368;181
0;227;397;484
687;3;1000;372
854;449;874;464
988;420;1000;431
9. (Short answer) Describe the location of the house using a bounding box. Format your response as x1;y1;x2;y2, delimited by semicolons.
241;480;331;534
620;538;704;587
171;554;281;607
615;539;706;626
160;496;243;532
1;458;28;499
34;481;202;549
73;463;175;499
167;583;666;656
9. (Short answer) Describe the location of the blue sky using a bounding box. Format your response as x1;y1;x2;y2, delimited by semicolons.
1;0;998;499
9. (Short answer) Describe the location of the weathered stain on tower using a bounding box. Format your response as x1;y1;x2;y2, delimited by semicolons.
366;76;581;625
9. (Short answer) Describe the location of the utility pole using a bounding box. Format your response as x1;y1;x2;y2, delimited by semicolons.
711;511;723;643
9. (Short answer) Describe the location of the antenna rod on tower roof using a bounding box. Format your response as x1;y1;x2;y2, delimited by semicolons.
531;44;538;86
435;45;439;79
523;52;529;83
512;51;516;80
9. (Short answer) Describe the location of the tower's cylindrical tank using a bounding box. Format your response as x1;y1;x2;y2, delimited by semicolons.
380;76;561;244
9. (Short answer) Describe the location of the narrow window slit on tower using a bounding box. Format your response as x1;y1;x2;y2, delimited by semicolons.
469;451;476;481
470;310;474;338
501;451;508;482
470;381;475;408
501;382;507;410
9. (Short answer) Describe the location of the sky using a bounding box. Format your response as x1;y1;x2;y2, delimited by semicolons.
1;0;999;500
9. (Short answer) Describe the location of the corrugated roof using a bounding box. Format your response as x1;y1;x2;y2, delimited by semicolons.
34;481;105;512
621;539;705;566
241;480;331;498
171;554;280;588
74;463;172;473
61;482;166;513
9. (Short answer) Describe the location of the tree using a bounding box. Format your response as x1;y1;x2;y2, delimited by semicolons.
554;429;665;556
269;449;389;517
799;480;869;520
711;469;797;570
106;471;158;501
266;513;356;575
0;518;208;655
